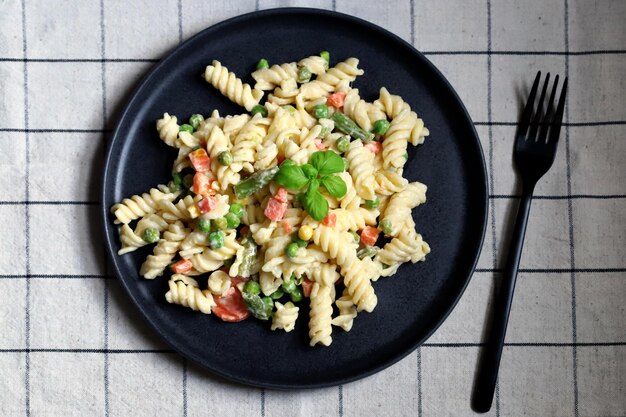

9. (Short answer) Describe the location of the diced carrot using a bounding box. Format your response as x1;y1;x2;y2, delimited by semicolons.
360;226;379;246
193;172;212;195
282;221;293;235
171;259;193;274
264;198;288;221
213;286;250;322
302;279;314;297
274;187;288;203
321;212;336;227
327;92;347;108
189;148;211;172
197;196;217;214
364;141;382;155
314;139;325;150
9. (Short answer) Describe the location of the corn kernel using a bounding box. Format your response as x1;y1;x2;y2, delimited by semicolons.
298;225;313;241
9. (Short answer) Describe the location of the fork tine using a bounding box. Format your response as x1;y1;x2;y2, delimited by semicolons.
548;77;568;148
528;73;550;140
518;71;541;137
537;75;559;143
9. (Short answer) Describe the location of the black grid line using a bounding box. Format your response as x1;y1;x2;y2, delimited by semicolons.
0;128;114;133
0;58;160;63
20;1;31;415
564;1;579;416
410;0;415;47
99;1;110;416
0;201;100;205
416;347;422;417
338;385;343;417
0;274;116;279
486;0;501;414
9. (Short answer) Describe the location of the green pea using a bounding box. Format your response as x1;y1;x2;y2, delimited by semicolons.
285;242;300;259
343;157;350;171
212;217;228;231
349;231;360;243
256;58;269;70
229;203;244;218
198;218;211;233
320;50;330;66
189;114;204;130
179;124;194;134
281;278;297;294
172;172;183;187
314;104;329;119
283;105;296;115
379;219;393;235
365;197;380;209
270;289;284;300
244;280;261;295
251;104;268;117
335;136;350;153
262;296;274;309
217;150;233;166
208;230;225;249
225;212;240;229
297;66;312;82
142;227;159;243
290;287;303;303
373;119;390;135
292;235;308;248
403;152;409;160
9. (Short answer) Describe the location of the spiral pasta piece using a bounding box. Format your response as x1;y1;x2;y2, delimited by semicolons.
298;55;327;76
158;195;202;222
375;169;409;196
296;58;363;107
376;223;431;272
204;60;264;111
267;78;299;106
165;275;215;314
342;89;374;131
410;115;430;146
308;262;340;288
331;289;358;331
290;124;323;165
309;283;333;346
271;301;299;332
345;140;377;200
140;221;189;279
178;231;210;259
118;213;170;255
374;87;411;119
207;270;232;296
190;231;242;273
230;114;270;173
341;257;380;312
381;181;427;237
156;113;180;147
312;226;358;269
111;185;177;224
252;62;298;90
382;109;415;170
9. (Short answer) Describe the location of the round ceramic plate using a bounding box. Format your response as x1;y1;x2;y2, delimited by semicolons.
101;8;488;389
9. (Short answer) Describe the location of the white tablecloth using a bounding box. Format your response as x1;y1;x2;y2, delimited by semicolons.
1;0;625;416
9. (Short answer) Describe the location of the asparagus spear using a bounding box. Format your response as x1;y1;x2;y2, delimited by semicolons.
234;167;279;200
331;111;375;143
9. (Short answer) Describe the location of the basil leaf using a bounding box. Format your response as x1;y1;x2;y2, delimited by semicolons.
309;150;345;175
320;175;347;198
301;163;318;179
304;185;328;221
274;164;309;190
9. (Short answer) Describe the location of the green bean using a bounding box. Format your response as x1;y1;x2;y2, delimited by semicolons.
242;292;272;320
234;167;279;199
331;111;375;142
238;236;257;277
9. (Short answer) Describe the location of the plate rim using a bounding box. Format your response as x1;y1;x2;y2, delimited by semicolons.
101;6;489;389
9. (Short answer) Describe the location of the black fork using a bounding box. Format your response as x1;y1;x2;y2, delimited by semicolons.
472;71;568;413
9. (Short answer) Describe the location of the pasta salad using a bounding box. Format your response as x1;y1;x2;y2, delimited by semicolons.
111;52;431;346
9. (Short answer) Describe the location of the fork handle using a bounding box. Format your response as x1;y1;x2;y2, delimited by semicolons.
472;189;534;413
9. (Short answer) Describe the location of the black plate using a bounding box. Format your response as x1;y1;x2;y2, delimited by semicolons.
101;8;487;389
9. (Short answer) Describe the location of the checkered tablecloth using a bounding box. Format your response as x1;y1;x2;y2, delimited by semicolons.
1;0;624;416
